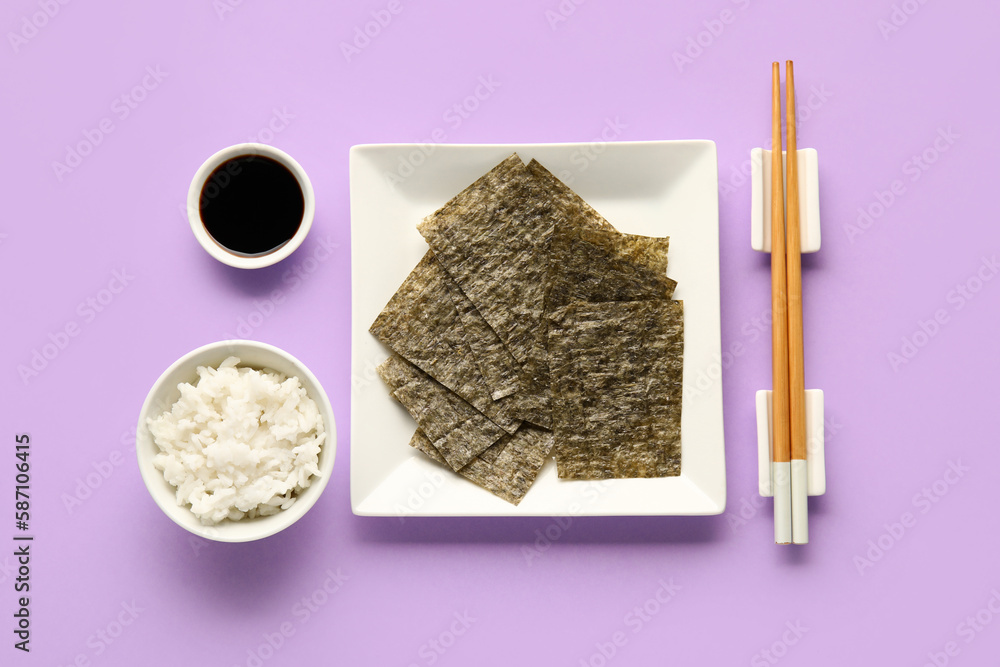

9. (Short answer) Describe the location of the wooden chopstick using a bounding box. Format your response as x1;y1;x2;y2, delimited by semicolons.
770;61;792;546
785;60;809;544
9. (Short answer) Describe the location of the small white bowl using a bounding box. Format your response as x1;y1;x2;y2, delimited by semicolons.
187;143;315;269
137;340;336;542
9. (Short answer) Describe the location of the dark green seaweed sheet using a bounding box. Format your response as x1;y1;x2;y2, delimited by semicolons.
439;269;521;401
376;354;506;471
370;252;521;434
417;154;555;424
409;423;553;505
547;224;675;312
437;265;549;427
548;299;684;480
524;158;615;235
534;152;674;312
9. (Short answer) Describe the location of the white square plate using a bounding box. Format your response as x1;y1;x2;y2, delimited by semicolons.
350;142;724;516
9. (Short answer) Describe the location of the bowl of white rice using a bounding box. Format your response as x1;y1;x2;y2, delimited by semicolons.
136;340;336;542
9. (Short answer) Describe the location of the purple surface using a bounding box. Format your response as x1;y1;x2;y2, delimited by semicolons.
3;0;999;664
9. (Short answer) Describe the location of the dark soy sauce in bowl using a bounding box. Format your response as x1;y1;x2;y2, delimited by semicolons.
199;155;304;256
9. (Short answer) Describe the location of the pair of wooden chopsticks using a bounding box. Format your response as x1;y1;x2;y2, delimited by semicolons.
771;61;808;545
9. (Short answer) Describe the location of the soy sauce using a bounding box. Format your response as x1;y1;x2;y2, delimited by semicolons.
199;155;304;255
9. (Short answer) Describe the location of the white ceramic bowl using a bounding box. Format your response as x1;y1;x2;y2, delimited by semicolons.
137;340;336;542
187;143;315;269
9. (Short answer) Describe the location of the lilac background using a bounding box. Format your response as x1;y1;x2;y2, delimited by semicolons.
3;0;999;665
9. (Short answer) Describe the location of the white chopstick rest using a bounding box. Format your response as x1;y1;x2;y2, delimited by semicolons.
773;461;792;544
750;148;821;254
756;389;826;498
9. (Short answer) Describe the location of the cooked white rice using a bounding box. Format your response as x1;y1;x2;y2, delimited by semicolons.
148;356;325;525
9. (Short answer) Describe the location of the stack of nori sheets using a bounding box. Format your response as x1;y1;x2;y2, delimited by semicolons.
370;154;684;505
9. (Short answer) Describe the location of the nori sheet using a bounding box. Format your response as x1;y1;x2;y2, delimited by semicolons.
409;423;553;505
417;154;555;422
437;264;549;427
548;299;684;479
370;252;521;433
376;354;506;471
438;267;521;401
547;224;675;312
